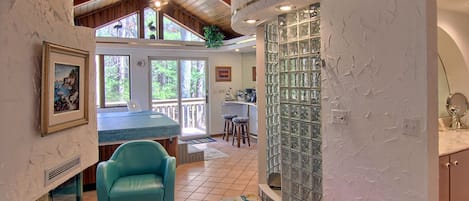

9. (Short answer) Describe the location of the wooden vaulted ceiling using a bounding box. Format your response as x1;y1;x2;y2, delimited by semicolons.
73;0;242;39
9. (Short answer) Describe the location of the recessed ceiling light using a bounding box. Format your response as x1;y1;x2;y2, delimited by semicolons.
279;5;293;11
154;1;161;7
235;49;240;52
153;0;168;9
245;19;258;24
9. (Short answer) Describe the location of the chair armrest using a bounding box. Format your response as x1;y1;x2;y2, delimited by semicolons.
160;156;176;201
96;160;119;201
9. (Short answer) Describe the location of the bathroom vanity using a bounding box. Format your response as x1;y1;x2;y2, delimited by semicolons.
439;130;469;201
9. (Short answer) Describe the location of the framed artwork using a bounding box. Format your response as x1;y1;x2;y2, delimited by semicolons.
252;66;256;81
215;66;231;82
41;42;89;136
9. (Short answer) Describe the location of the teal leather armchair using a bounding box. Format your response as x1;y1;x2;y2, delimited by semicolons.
96;140;175;201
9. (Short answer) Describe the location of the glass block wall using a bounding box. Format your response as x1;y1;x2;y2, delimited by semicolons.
265;3;322;201
265;20;281;180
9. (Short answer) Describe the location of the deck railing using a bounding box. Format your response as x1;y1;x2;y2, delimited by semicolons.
152;98;206;130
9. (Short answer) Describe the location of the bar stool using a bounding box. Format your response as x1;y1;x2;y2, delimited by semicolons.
222;114;237;141
232;117;250;148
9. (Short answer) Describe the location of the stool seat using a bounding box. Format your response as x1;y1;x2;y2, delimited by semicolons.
232;117;250;148
223;114;238;119
232;117;249;123
222;114;237;142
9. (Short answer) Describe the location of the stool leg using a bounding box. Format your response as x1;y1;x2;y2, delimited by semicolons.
246;125;250;146
237;124;241;148
223;120;227;140
242;124;246;144
232;125;236;146
226;120;230;142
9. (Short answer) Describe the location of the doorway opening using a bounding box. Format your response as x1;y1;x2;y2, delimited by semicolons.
150;58;209;139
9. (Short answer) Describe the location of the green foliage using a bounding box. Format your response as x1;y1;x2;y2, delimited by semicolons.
103;56;130;104
151;60;178;100
151;60;206;101
96;14;138;38
163;17;204;42
144;8;157;39
203;25;224;48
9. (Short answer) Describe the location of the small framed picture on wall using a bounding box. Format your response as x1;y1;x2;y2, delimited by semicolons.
41;41;89;136
252;66;256;81
215;66;231;82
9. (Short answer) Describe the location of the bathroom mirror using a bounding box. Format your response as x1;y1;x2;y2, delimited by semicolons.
437;27;469;118
438;54;451;117
446;92;469;129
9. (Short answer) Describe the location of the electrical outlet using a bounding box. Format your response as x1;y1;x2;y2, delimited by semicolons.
403;118;420;137
331;109;349;125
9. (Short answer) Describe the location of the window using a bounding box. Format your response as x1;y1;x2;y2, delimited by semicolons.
96;13;138;38
163;16;204;42
144;8;158;39
96;55;131;107
151;60;178;100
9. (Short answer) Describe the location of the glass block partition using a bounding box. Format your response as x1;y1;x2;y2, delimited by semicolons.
265;20;281;180
264;3;322;201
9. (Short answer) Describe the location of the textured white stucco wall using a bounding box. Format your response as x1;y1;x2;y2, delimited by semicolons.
321;0;438;200
241;53;256;89
0;0;98;200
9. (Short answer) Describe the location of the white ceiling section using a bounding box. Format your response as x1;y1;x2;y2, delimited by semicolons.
438;0;469;14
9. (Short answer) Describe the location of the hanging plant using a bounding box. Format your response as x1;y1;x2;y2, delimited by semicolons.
203;25;225;48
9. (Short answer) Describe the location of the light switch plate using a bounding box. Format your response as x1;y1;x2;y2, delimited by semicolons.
403;118;420;137
331;109;349;125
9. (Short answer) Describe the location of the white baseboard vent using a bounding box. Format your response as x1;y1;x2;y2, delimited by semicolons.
44;155;81;186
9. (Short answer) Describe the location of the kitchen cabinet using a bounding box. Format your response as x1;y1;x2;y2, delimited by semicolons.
440;149;469;201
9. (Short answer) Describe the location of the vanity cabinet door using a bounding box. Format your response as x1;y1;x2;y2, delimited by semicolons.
450;149;469;201
440;155;450;201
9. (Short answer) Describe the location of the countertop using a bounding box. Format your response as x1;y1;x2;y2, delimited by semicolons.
97;111;180;144
439;129;469;156
224;100;257;107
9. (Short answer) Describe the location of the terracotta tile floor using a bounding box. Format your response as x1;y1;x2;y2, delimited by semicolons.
83;136;258;201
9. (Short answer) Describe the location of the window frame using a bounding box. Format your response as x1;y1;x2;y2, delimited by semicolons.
96;54;132;108
95;12;140;39
162;14;205;42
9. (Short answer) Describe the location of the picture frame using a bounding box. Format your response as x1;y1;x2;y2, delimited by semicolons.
41;42;89;136
252;66;256;81
215;66;231;82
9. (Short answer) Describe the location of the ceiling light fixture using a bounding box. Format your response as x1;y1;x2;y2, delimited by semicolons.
235;49;240;52
151;0;168;10
279;5;293;11
235;38;256;44
244;19;258;24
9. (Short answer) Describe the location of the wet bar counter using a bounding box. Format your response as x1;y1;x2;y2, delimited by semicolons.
97;111;180;144
83;111;180;188
223;101;258;136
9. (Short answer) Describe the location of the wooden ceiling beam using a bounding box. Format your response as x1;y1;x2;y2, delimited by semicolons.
221;0;231;6
160;2;210;38
74;0;92;6
74;0;241;39
75;0;148;28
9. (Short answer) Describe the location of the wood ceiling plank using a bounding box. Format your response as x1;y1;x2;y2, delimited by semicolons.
74;0;242;39
222;0;230;6
74;0;91;6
